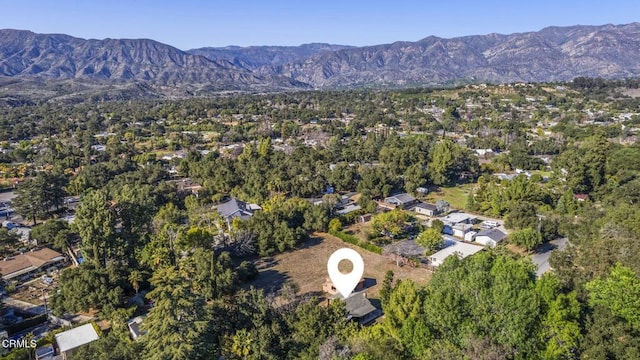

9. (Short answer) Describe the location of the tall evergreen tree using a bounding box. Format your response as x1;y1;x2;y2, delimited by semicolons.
143;267;208;360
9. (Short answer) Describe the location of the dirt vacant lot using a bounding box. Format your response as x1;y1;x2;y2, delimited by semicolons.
248;232;431;301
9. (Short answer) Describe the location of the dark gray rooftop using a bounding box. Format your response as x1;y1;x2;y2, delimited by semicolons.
476;228;506;242
345;292;378;319
385;193;416;205
415;202;438;211
215;198;252;219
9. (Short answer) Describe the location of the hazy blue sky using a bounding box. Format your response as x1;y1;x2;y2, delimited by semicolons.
2;0;639;49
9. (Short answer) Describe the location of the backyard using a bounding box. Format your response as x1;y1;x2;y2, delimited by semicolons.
248;232;431;302
423;183;476;210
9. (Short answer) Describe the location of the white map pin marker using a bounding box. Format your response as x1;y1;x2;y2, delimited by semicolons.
327;248;364;298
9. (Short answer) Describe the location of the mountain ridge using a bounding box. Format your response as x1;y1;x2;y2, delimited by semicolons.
2;23;640;97
0;29;309;91
254;22;640;87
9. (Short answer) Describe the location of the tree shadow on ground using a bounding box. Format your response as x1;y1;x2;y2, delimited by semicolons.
299;235;323;249
363;277;377;289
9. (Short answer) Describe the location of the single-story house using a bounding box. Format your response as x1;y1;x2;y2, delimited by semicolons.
331;292;381;326
35;344;54;360
452;223;474;238
441;212;478;225
381;193;418;209
214;198;261;230
336;204;362;215
413;202;438;217
127;316;147;341
166;178;204;197
429;241;484;267
54;323;100;359
474;228;507;248
464;231;477;242
573;194;589;202
0;248;66;281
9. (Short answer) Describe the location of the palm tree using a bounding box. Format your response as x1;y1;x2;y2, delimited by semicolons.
128;270;144;294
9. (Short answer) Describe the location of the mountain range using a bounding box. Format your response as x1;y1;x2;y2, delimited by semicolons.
2;23;640;97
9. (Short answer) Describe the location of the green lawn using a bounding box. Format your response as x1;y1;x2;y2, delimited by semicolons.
423;183;476;210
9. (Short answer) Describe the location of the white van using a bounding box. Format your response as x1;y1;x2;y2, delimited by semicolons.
482;220;499;228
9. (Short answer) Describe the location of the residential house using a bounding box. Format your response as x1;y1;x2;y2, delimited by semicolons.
413;203;438;217
336;204;362;215
54;323;100;359
464;231;477;242
214;198;260;231
474;228;507;248
127;316;147;341
330;292;381;326
441;212;477;225
429;241;484;267
380;193;418;209
35;344;54;360
452;223;474;238
441;212;477;235
170;178;203;198
573;194;589;202
0;248;66;282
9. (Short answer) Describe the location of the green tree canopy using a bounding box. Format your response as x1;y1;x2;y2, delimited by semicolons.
415;228;444;253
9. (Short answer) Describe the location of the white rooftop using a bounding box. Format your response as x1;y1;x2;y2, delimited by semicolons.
55;323;99;353
441;212;476;224
336;204;362;215
429;241;484;266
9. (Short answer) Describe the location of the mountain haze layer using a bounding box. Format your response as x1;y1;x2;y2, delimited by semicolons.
2;23;640;96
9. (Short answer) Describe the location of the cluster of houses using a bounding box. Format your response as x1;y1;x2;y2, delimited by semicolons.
374;192;508;269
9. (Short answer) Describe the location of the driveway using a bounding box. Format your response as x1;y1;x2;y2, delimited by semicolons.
531;238;568;277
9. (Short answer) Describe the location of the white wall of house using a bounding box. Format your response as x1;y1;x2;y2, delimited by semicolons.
475;236;498;248
414;207;434;216
464;231;476;242
453;228;468;238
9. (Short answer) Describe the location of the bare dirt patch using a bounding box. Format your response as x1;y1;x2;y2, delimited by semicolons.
248;232;431;301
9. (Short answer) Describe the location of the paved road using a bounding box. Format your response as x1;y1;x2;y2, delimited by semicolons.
531;238;568;277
